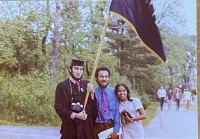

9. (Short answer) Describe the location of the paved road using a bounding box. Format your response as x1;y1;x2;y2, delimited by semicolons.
144;102;198;139
0;102;197;139
0;125;60;139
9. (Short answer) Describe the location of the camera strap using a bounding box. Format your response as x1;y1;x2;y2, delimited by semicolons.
69;79;84;104
69;79;74;103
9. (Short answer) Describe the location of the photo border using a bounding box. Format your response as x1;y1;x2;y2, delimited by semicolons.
197;0;200;136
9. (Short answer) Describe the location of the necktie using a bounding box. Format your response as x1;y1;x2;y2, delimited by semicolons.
75;81;80;90
100;89;109;118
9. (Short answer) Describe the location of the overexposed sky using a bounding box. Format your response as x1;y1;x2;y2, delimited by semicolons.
152;0;196;35
0;0;196;35
181;0;196;35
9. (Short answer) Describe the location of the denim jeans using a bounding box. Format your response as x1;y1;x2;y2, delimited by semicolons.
175;99;180;109
159;97;165;110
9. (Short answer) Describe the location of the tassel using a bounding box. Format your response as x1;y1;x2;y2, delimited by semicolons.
86;61;90;76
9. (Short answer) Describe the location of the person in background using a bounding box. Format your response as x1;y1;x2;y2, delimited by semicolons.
114;83;146;139
93;66;121;139
166;89;173;110
192;92;197;105
183;87;192;111
157;86;166;111
54;58;97;139
174;88;182;111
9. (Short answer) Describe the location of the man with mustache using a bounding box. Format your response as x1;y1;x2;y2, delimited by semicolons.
93;66;120;139
54;58;97;139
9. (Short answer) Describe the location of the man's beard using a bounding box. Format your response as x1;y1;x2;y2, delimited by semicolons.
70;71;82;81
96;80;109;88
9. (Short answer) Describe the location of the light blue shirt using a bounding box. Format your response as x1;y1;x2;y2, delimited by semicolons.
94;86;120;132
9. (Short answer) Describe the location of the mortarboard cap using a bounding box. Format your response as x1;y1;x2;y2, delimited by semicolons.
70;58;84;67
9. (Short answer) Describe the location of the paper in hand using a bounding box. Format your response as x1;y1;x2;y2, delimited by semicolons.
98;127;122;139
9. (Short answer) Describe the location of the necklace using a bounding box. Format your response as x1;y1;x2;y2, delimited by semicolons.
120;100;128;106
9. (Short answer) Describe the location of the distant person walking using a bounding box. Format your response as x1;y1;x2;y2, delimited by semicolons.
183;88;192;111
192;92;197;105
166;89;173;110
174;88;182;111
157;86;166;111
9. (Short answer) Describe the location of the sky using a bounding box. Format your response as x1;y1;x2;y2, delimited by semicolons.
0;0;196;36
151;0;197;35
180;0;196;35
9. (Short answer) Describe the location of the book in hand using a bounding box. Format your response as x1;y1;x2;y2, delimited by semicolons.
98;127;122;139
121;110;133;118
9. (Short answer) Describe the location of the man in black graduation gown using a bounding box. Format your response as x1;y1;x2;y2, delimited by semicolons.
54;58;97;139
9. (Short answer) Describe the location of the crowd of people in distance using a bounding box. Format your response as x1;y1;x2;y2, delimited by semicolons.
157;86;197;111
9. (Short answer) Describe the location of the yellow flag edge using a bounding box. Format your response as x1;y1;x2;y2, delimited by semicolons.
109;11;168;64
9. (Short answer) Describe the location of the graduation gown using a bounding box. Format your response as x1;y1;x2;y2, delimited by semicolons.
54;78;97;139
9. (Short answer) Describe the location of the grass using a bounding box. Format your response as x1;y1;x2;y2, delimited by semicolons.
0;120;26;126
1;102;160;128
189;105;197;111
0;119;60;127
141;102;159;127
180;104;197;111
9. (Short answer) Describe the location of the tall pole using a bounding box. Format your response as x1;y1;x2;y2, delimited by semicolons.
84;12;111;108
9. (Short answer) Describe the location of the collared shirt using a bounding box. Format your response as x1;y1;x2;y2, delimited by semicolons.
176;92;180;99
70;76;79;85
157;89;166;98
183;91;192;100
94;85;120;132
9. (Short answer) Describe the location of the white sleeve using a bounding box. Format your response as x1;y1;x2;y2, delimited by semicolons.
132;98;143;110
157;90;160;98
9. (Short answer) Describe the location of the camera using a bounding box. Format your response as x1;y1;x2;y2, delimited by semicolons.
71;102;84;112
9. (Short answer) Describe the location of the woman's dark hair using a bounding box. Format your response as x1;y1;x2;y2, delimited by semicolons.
95;66;111;79
114;83;133;101
168;89;173;93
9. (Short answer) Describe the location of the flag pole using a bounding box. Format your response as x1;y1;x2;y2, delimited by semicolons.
84;12;111;108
